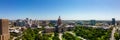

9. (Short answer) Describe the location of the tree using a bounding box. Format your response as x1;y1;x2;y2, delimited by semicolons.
114;32;120;40
21;28;39;40
63;33;76;40
52;32;60;40
74;26;111;40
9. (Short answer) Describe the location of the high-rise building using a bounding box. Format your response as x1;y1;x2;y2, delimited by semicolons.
26;18;29;21
0;19;10;40
57;16;62;26
112;18;116;25
76;21;83;25
25;18;32;27
16;19;25;27
90;20;96;26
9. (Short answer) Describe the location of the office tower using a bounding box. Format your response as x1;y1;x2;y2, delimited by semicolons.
25;18;29;24
28;19;32;27
57;16;62;26
112;18;116;25
76;21;83;25
25;18;32;27
16;19;25;27
90;20;96;25
26;18;29;21
16;19;20;26
0;19;10;40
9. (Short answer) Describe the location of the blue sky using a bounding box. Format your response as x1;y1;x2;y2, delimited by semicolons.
0;0;120;20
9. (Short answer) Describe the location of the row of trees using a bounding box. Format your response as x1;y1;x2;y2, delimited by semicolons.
114;32;120;40
74;25;112;40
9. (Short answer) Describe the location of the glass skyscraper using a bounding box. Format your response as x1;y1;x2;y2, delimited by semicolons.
90;20;96;26
112;18;116;25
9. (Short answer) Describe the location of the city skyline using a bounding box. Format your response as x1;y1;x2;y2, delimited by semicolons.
0;0;120;20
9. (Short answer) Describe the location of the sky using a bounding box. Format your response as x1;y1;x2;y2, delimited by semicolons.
0;0;120;20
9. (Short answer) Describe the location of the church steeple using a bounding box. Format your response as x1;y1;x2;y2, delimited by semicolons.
57;16;62;26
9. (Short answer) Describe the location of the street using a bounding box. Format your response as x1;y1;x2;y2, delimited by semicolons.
110;27;116;40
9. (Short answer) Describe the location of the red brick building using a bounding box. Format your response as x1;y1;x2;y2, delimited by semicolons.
0;19;10;40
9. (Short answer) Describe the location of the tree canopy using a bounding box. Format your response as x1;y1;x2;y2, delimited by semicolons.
74;25;112;40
